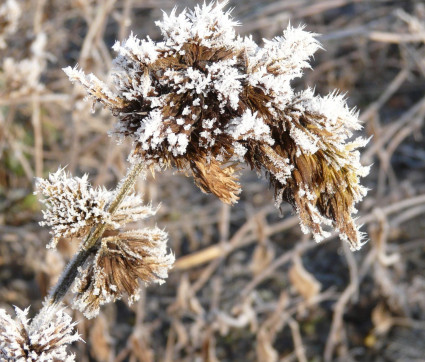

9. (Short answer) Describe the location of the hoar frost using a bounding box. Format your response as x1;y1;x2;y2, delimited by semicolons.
35;167;174;318
0;303;81;361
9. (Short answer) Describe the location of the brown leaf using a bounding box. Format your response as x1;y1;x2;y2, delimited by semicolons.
89;314;113;362
191;156;241;204
371;303;393;335
250;243;275;276
289;256;321;301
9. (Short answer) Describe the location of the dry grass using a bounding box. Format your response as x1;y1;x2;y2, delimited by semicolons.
1;0;425;361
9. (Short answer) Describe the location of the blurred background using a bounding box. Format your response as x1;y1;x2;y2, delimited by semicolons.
1;0;425;361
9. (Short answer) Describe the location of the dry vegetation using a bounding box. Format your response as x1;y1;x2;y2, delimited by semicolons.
1;0;425;361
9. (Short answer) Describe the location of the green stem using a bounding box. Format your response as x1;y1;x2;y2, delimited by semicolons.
48;163;145;304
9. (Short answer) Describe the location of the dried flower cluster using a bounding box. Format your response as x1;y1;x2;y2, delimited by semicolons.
0;303;81;361
73;228;173;318
1;33;47;97
0;0;21;49
35;168;174;318
65;1;370;250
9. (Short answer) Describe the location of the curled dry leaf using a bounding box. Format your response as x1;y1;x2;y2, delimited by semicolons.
289;255;321;301
89;314;113;362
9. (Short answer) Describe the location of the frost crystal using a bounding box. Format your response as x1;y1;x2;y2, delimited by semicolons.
65;1;370;250
0;303;81;361
35;167;155;248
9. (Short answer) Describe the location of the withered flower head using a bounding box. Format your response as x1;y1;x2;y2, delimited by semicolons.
0;303;81;361
64;1;370;250
35;167;156;248
73;228;174;319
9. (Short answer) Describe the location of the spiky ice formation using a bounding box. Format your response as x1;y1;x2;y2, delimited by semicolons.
36;167;174;317
64;1;370;250
35;167;156;248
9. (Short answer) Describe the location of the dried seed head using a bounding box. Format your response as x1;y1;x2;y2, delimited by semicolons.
2;32;47;97
0;303;81;361
35;167;155;248
0;0;21;49
73;228;174;319
64;1;370;249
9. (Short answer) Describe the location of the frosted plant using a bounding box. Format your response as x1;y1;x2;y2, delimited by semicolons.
64;1;370;250
0;303;81;361
35;167;157;248
35;167;174;317
0;0;21;49
73;228;174;318
35;168;111;248
1;33;47;97
1;0;372;358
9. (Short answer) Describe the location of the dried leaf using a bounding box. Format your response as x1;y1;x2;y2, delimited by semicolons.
371;303;393;335
289;256;321;301
89;314;113;362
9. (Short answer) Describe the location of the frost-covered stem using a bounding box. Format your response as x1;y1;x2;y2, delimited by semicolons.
48;163;145;304
105;162;145;217
48;247;94;304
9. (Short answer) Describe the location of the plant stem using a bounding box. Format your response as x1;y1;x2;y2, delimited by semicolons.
48;162;145;304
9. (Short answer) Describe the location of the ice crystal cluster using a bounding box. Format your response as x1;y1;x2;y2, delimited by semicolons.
64;1;370;250
35;167;157;248
0;304;81;361
35;168;174;318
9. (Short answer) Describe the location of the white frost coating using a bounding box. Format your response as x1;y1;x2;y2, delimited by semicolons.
35;168;155;248
35;167;111;248
298;186;315;201
156;7;191;49
176;133;189;154
265;147;294;186
256;25;320;80
182;106;191;115
246;25;320;105
169;67;211;96
63;65;119;107
167;131;189;156
227;109;274;145
0;304;81;361
113;33;158;65
156;1;240;50
289;123;319;155
298;88;361;135
207;58;245;110
232;142;248;159
202;118;217;129
137;110;166;150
